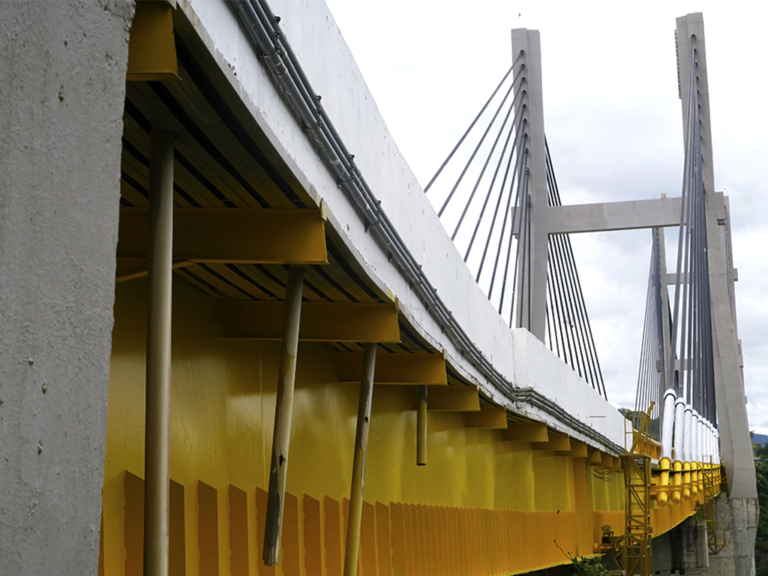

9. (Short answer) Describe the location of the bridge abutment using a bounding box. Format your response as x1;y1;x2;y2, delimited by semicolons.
651;493;758;576
703;495;759;576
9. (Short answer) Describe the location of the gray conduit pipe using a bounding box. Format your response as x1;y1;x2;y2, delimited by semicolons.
229;0;622;456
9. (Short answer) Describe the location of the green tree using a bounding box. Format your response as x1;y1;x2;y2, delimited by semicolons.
568;555;609;576
555;540;609;575
753;440;768;576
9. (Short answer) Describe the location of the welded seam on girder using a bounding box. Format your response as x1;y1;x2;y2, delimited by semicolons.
229;0;623;454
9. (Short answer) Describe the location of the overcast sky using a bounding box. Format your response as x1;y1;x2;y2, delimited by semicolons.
323;0;768;433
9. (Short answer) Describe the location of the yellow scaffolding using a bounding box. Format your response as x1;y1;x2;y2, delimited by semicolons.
621;454;652;576
698;459;726;555
599;404;654;576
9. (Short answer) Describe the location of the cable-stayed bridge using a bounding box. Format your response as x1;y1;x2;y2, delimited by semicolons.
0;2;757;576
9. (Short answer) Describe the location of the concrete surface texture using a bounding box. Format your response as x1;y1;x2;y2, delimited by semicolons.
705;496;760;576
650;494;759;575
510;328;625;447
0;0;133;572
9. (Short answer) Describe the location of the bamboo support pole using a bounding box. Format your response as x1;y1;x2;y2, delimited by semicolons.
417;385;427;466
143;128;175;576
343;342;377;576
263;267;305;566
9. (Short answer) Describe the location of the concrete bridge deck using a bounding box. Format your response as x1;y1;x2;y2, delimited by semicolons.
0;1;754;575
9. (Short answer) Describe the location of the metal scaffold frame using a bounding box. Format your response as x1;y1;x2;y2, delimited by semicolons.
698;459;726;555
599;453;653;576
621;454;652;576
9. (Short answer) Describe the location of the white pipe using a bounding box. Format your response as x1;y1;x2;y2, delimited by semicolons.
673;397;686;463
703;420;711;462
692;411;700;463
697;415;705;464
660;389;677;461
683;405;693;463
715;428;721;463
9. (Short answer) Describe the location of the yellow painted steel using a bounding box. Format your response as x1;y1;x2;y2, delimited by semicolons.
533;432;570;452
593;406;722;574
336;352;447;385
127;1;179;81
658;456;672;506
426;385;480;411
116;259;195;284
699;461;726;554
101;278;715;575
465;406;508;429
621;454;652;576
504;422;548;442
117;208;328;266
671;460;683;504
220;301;401;343
559;440;588;458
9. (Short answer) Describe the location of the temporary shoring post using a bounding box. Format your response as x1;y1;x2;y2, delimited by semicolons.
676;13;756;500
143;128;175;576
343;342;378;576
417;385;427;466
511;28;549;341
263;267;305;565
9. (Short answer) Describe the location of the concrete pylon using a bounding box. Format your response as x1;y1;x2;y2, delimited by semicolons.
676;12;758;576
510;29;549;341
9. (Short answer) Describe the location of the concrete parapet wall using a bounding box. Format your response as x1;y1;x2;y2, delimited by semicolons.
510;329;626;445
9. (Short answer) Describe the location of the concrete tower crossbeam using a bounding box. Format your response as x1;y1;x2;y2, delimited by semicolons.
546;197;683;234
